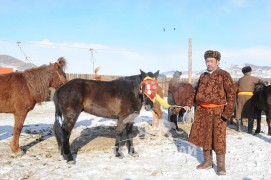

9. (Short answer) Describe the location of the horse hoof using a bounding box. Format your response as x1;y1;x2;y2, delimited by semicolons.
129;152;139;157
66;160;76;165
255;129;260;134
11;149;25;157
115;152;124;159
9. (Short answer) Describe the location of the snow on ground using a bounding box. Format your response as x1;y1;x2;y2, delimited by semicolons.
0;102;271;179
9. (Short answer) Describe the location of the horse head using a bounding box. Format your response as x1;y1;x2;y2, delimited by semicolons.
139;69;160;111
49;57;68;88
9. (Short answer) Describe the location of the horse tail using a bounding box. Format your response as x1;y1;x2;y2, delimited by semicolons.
53;89;63;150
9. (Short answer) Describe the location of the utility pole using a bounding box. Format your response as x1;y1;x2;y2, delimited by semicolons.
17;41;32;64
89;48;95;73
188;38;192;83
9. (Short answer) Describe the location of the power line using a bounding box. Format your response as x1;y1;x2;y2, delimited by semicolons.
17;41;33;64
0;38;132;53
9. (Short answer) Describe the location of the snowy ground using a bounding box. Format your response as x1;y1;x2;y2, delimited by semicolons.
0;102;271;180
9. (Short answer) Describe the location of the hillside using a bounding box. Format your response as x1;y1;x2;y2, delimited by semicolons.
163;64;271;79
0;55;36;71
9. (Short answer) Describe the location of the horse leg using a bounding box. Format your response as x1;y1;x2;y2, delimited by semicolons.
255;109;261;134
115;120;126;158
11;111;28;155
115;112;139;158
266;111;271;136
168;107;179;130
57;111;79;164
126;122;139;157
152;102;162;128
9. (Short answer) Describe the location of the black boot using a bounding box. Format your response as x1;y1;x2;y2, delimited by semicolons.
248;118;254;134
236;119;242;132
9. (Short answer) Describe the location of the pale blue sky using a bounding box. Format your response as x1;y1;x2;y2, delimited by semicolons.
0;0;271;75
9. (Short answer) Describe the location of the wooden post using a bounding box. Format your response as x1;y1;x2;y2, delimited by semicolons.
188;38;192;83
89;48;95;73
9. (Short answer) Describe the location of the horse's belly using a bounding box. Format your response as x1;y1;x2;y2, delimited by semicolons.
83;99;123;119
85;107;119;119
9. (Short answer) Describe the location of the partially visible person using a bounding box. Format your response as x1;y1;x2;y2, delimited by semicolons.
167;70;182;129
235;66;263;133
94;67;102;81
183;50;236;175
168;70;182;97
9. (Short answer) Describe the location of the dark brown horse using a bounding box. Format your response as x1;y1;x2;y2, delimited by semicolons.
167;82;194;130
0;57;67;155
251;82;271;135
53;70;159;164
94;70;163;128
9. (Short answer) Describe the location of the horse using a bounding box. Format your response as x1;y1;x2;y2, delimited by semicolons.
96;71;164;128
53;70;159;164
167;82;194;130
151;85;164;128
251;82;271;135
0;57;67;155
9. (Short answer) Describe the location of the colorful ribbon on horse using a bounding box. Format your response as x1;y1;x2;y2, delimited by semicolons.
154;94;170;109
140;76;158;101
140;76;170;109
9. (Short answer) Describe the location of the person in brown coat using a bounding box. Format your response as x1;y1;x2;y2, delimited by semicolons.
184;50;236;175
235;66;263;133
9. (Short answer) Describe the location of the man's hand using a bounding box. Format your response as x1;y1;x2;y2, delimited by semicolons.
183;106;190;111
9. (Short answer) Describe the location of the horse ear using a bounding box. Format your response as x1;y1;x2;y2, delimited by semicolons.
54;62;61;69
140;69;146;77
154;70;160;78
54;57;66;70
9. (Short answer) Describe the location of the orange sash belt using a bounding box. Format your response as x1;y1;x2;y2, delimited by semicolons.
198;101;225;108
238;92;253;95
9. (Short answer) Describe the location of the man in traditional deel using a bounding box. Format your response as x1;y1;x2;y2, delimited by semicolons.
184;50;236;175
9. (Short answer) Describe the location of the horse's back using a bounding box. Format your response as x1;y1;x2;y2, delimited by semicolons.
170;82;194;106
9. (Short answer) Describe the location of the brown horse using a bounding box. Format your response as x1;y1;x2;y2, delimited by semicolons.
167;82;194;130
0;57;67;155
151;85;164;127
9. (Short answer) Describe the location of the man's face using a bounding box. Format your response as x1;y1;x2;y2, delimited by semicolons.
205;58;219;72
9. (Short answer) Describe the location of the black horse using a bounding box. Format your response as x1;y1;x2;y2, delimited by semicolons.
251;82;271;135
53;70;159;163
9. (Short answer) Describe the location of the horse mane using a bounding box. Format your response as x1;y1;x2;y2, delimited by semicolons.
22;57;67;103
116;74;142;94
23;65;53;103
117;74;142;84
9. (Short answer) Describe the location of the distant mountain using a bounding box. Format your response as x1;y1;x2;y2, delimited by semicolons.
0;55;36;71
162;64;271;79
